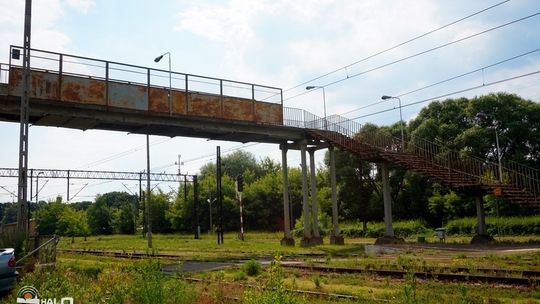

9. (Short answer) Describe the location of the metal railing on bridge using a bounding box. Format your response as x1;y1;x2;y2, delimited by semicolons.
3;46;283;104
282;106;540;200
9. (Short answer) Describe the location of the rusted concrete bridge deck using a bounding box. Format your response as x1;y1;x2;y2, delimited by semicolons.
0;46;313;144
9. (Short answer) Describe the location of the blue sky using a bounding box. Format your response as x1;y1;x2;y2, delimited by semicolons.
0;0;539;202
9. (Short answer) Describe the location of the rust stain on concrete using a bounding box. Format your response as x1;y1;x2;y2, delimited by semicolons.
8;67;284;125
172;91;186;115
222;97;253;121
255;101;283;124
62;82;82;102
188;93;221;118
149;87;169;112
61;75;106;105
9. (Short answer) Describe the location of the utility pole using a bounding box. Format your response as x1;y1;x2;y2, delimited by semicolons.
175;154;182;193
35;172;43;204
66;170;70;202
17;0;33;237
193;175;200;239
29;169;33;205
146;134;152;249
216;146;223;244
176;154;182;175
236;175;244;241
184;175;188;206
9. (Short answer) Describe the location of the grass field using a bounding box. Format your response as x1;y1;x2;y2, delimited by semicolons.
3;232;539;303
57;232;373;260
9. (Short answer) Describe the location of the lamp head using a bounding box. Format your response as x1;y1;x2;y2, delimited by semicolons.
154;55;164;63
381;95;393;100
305;86;316;90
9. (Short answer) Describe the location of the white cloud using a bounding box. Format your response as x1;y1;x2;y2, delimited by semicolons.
65;0;95;14
0;0;72;63
174;0;276;43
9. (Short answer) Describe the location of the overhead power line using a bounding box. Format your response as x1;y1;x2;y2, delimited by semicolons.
285;11;540;102
151;142;261;172
77;137;172;169
283;0;510;95
341;47;540;116
349;68;540;121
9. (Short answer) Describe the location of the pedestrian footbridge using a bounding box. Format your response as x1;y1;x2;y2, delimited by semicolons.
1;46;537;245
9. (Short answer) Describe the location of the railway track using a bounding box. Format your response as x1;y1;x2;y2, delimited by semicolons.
282;264;539;286
59;249;539;286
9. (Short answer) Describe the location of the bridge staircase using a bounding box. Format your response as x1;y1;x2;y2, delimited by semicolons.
285;110;540;210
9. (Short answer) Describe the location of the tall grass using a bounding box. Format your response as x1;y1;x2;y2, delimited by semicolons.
6;259;197;303
243;255;303;304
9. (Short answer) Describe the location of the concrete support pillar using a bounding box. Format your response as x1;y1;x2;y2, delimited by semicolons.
381;163;394;237
476;196;486;236
309;149;323;245
329;146;344;245
280;145;294;246
470;195;494;244
300;143;312;246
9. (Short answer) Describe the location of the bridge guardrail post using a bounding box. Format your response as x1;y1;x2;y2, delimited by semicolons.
219;79;223;118
185;75;189;114
58;54;63;101
147;68;151;113
105;61;109;107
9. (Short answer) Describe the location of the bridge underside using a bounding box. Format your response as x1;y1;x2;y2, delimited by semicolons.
0;94;309;144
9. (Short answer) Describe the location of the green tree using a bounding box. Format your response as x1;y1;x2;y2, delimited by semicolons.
87;199;113;235
148;191;173;233
112;203;136;234
1;203;18;225
94;191;138;210
199;150;262;179
56;207;90;243
243;170;282;230
409;93;540;166
34;201;67;235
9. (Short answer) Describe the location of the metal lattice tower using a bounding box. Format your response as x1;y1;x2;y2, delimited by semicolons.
16;0;32;236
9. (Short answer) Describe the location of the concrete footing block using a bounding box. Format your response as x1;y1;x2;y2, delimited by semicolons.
280;237;295;246
374;236;405;245
470;234;495;245
300;237;313;247
330;235;344;245
311;236;324;245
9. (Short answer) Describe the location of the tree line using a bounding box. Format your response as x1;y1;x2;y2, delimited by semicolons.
0;93;538;238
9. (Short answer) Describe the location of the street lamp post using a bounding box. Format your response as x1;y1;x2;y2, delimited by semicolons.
381;95;404;151
494;125;503;182
305;86;327;130
476;112;503;183
154;52;172;116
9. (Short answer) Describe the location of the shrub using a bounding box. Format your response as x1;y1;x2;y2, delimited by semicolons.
340;220;428;238
241;259;262;276
445;216;540;236
243;255;302;304
233;270;247;281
